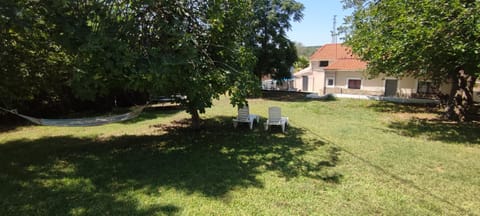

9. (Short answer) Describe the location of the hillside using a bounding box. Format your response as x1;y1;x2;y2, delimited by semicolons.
296;45;321;58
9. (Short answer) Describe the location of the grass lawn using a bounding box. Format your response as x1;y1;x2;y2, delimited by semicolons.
1;96;479;215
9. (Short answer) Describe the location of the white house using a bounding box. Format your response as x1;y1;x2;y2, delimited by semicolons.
293;43;457;98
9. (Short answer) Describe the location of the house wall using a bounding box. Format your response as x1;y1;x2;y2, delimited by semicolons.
293;65;312;92
410;79;451;98
313;70;325;93
324;71;335;94
362;78;384;92
293;74;315;92
438;82;451;95
324;70;381;95
294;59;345;94
397;77;417;97
307;74;315;92
295;65;471;99
293;66;326;93
311;61;321;71
311;60;335;71
323;72;445;97
293;76;303;91
334;71;363;88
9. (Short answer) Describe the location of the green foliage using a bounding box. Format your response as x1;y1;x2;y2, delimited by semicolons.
295;42;320;57
293;56;310;71
0;0;306;125
0;0;73;112
344;0;480;80
249;0;304;80
343;0;480;120
133;0;260;123
0;0;263;124
228;66;260;108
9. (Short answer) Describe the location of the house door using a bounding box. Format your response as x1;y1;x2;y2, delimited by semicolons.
302;76;308;91
384;79;398;96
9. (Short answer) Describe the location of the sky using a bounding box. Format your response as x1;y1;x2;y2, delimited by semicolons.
286;0;353;46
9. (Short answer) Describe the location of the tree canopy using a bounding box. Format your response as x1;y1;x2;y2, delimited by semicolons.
249;0;304;80
343;0;480;121
1;0;304;127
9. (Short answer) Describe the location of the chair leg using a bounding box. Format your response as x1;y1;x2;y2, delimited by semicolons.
233;122;238;128
281;123;285;133
249;121;253;130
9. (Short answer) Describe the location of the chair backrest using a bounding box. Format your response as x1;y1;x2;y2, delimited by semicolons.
237;106;250;120
268;107;282;122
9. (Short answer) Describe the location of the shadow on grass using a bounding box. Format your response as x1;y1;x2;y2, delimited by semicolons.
0;116;340;215
0;106;183;132
259;90;311;102
370;102;480;145
259;90;338;103
368;101;438;114
121;105;184;124
388;118;480;145
0;114;36;132
0;122;28;133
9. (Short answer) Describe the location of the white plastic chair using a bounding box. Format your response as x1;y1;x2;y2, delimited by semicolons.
233;106;259;130
264;106;288;133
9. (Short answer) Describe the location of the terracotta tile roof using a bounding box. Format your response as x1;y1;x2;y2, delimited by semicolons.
310;43;367;70
309;43;354;60
324;59;367;70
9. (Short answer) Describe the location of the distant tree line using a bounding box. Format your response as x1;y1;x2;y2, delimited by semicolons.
293;43;320;71
295;42;320;58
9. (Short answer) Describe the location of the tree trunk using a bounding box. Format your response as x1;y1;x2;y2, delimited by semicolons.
444;68;476;122
190;108;201;130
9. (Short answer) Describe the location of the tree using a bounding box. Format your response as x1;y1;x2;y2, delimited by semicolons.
1;0;258;128
140;0;259;128
0;0;74;115
342;0;480;121
249;0;304;80
56;0;259;128
293;56;309;72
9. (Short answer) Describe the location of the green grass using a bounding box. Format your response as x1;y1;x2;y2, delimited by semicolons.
1;97;479;215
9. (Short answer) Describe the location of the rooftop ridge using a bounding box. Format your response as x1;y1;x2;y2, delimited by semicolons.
309;43;355;61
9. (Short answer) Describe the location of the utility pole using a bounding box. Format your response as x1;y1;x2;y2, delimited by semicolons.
331;15;337;44
331;15;338;58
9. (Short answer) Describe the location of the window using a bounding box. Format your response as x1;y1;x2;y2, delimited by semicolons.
319;61;329;67
326;78;335;87
347;79;361;89
417;81;437;94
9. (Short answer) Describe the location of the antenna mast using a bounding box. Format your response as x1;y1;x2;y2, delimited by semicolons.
331;15;337;44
